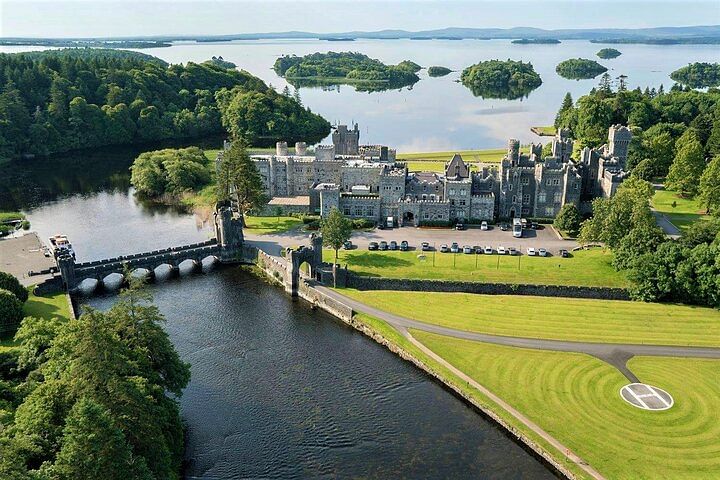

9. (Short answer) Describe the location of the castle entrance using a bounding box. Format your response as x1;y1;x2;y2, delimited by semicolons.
402;211;414;226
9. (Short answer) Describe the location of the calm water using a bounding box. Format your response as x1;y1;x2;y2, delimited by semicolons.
3;39;719;151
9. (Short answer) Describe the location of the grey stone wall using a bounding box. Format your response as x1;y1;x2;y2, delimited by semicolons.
345;275;630;300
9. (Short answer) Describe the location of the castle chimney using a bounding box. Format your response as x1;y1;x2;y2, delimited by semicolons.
276;141;288;156
295;142;307;156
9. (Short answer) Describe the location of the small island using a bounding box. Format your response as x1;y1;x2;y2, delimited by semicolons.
206;55;236;69
273;52;421;92
555;58;608;79
460;59;542;100
428;66;453;77
670;62;720;88
596;48;622;59
511;38;561;44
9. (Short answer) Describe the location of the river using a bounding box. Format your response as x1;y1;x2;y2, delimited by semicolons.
1;148;557;478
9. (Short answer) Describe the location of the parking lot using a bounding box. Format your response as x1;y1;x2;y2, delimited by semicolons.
349;225;575;256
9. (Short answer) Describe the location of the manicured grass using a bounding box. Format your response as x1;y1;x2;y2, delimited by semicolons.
1;290;72;352
413;330;720;479
341;290;720;346
397;147;514;163
244;215;304;234
0;211;25;223
353;313;591;480
531;125;556;136
328;248;628;287
404;160;481;173
652;189;710;231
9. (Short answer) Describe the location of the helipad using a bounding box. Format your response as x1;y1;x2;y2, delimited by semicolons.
620;383;674;411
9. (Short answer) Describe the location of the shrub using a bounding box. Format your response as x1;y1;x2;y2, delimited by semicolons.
419;220;451;227
300;214;321;224
553;204;581;236
305;220;320;231
0;289;24;337
0;271;28;303
352;218;375;229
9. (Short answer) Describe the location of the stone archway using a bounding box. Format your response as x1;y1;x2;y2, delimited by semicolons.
402;211;415;226
285;234;323;296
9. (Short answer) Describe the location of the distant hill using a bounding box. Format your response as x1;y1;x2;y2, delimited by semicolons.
3;25;720;44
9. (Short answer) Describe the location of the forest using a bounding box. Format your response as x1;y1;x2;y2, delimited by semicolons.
272;52;421;91
460;59;542;100
595;48;622;59
0;48;330;161
555;58;608;80
670;62;720;89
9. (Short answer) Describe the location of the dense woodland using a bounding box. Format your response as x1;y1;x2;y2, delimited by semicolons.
427;66;452;77
555;58;608;80
273;52;421;91
0;276;190;479
0;48;330;160
554;76;720;307
460;59;542;100
595;48;622;59
670;62;720;89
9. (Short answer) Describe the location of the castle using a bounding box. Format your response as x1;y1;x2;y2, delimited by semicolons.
236;123;631;225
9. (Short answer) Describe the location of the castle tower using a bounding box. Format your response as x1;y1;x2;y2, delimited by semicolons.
276;141;288;156
508;139;520;165
332;124;360;155
551;128;574;163
214;204;244;261
608;125;632;167
57;254;77;291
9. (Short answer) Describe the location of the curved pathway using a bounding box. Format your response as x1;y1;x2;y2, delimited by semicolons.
315;284;720;382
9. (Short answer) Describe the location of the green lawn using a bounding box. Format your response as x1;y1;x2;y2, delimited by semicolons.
244;216;304;234
328;248;628;287
397;147;519;163
0;211;25;223
0;289;72;352
340;290;720;346
651;189;710;231
531;125;556;136
404;160;482;173
413;330;720;479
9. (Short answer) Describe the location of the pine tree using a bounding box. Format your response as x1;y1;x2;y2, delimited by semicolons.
554;92;574;129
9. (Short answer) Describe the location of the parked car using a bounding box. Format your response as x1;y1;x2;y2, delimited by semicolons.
440;243;449;253
389;240;398;250
379;241;388;251
473;245;482;254
343;240;353;250
526;247;536;256
497;246;507;255
508;246;518;255
450;242;460;253
400;240;409;251
484;246;493;255
421;242;431;251
463;245;473;254
480;221;489;231
531;222;540;230
455;223;465;231
368;241;378;251
538;248;548;257
500;223;509;231
559;249;569;258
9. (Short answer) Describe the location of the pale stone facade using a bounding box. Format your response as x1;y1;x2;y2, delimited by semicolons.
230;123;631;225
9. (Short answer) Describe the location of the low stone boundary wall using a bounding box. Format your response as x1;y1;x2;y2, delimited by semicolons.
346;274;630;300
298;280;354;322
257;250;289;285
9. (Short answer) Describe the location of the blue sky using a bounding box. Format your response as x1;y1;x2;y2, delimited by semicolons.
1;0;719;38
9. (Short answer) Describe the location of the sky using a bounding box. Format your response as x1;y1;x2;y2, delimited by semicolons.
1;0;719;38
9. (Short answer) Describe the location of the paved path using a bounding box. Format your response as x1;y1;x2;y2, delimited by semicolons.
314;285;720;382
652;210;682;238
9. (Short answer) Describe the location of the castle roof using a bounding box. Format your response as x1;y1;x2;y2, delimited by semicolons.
445;154;470;180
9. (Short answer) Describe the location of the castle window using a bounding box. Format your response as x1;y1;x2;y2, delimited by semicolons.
365;206;374;216
344;207;351;216
553;179;560;186
460;189;466;195
538;192;546;203
522;207;530;214
574;183;580;190
430;194;435;201
424;213;430;219
422;194;427;200
395;186;401;191
450;199;455;205
512;195;517;203
522;177;529;185
522;194;530;204
554;192;562;203
353;206;363;216
546;179;552;185
459;199;466;206
509;184;513;191
545;206;555;216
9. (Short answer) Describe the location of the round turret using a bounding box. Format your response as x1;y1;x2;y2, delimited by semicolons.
276;141;288;156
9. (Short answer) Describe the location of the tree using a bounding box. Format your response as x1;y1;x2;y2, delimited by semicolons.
675;243;720;308
0;271;28;303
666;129;706;196
217;140;267;221
612;224;666;271
698;154;720;214
554;204;581;236
554;92;574;129
0;289;23;338
50;398;153;480
630;158;657;181
627;241;686;302
320;208;352;286
575;95;613;147
14;315;64;373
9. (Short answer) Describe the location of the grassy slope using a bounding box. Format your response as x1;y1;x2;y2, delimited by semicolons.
244;216;304;234
531;125;556;136
651;189;710;231
353;313;591;480
413;330;720;479
0;290;72;352
328;248;628;287
341;289;720;346
397;147;530;164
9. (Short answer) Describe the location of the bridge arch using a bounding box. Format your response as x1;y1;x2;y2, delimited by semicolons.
285;234;324;297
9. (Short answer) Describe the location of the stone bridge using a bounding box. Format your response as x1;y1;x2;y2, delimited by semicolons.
56;204;248;292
